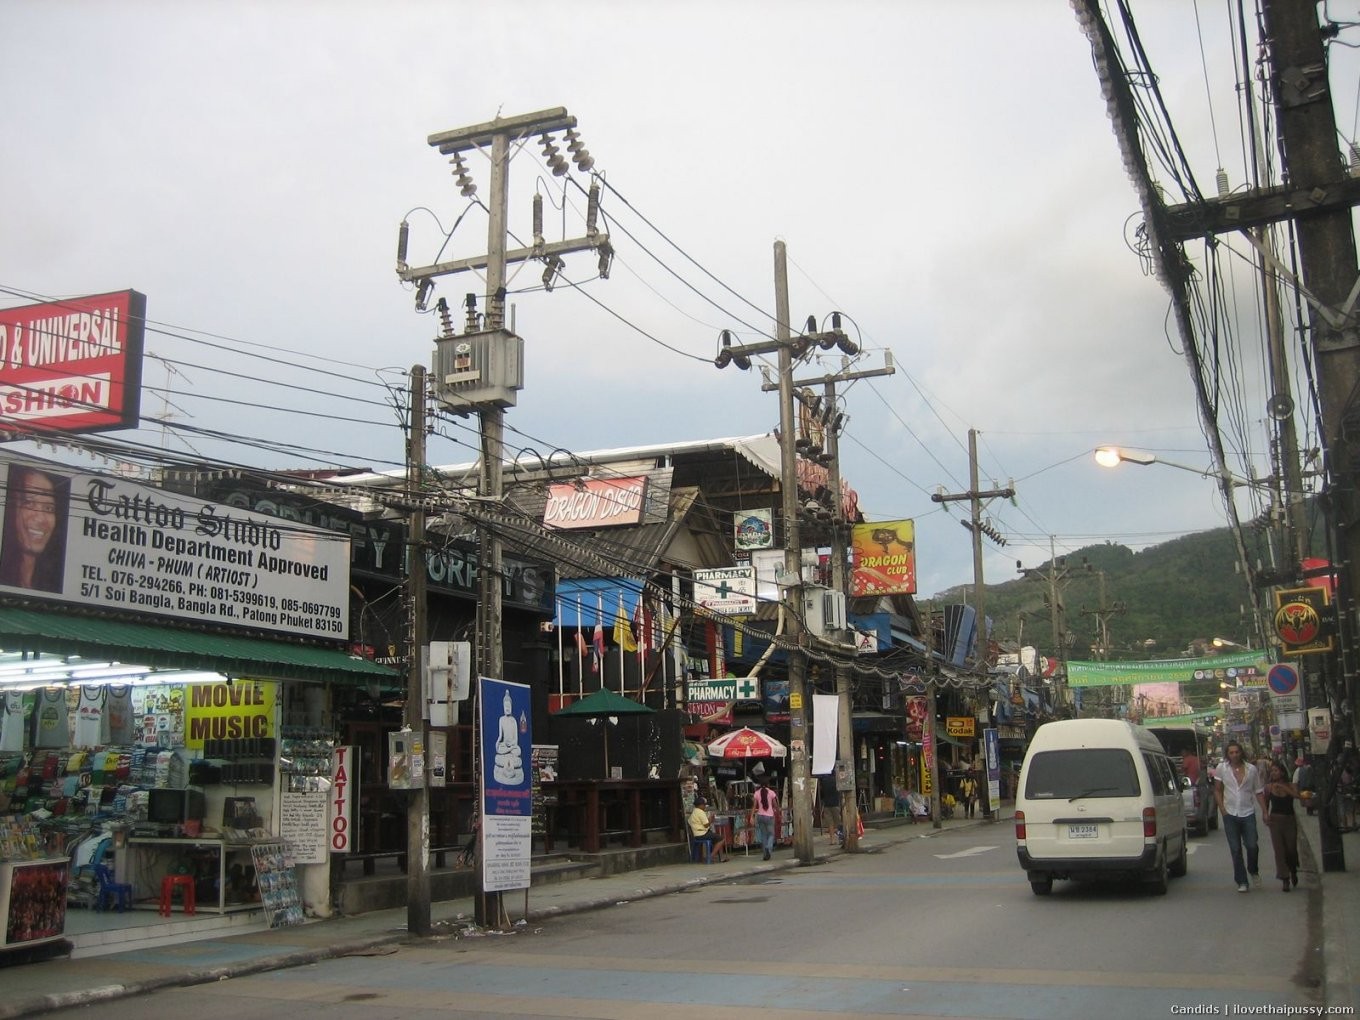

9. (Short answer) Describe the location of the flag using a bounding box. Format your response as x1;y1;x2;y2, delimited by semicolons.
614;591;637;652
634;599;648;655
575;597;589;668
593;595;606;672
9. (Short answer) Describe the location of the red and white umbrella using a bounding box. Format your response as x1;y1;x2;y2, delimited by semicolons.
707;727;787;759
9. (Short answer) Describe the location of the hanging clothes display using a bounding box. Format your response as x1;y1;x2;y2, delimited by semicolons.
0;690;28;752
103;684;135;745
31;688;69;748
73;687;105;748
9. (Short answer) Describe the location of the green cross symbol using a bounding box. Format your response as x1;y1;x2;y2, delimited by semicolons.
736;677;758;699
713;580;731;599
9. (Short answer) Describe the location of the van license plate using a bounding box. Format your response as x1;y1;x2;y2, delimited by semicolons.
1068;824;1098;839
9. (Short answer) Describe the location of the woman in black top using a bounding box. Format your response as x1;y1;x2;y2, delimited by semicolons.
1264;760;1302;891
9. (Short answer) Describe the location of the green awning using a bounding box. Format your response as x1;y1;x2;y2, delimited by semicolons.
935;727;971;748
0;606;398;684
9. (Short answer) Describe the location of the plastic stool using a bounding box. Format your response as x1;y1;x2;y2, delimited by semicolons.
689;836;712;863
94;865;133;912
159;874;196;916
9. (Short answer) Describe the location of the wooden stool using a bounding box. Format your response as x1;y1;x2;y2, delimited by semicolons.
159;874;196;916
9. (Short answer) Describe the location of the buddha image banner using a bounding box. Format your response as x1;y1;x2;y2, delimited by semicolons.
1066;650;1268;688
479;675;532;894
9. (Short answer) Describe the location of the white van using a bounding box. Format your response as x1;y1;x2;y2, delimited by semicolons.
1014;718;1188;896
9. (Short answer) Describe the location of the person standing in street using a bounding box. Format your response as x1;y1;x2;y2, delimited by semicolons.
959;773;978;819
752;776;779;860
1213;740;1267;892
1263;760;1302;892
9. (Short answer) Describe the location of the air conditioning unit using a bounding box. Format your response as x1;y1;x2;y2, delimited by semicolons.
801;586;847;638
432;327;524;414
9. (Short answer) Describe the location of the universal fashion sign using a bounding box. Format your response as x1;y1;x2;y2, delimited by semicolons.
0;291;146;435
0;454;351;640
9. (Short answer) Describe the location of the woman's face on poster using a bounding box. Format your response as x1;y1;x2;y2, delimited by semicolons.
13;470;58;556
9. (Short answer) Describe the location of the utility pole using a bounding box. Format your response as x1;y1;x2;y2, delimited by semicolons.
1258;0;1360;874
932;429;1014;821
1080;568;1125;661
776;358;895;851
1018;539;1080;714
397;108;609;920
716;242;863;862
773;243;812;863
404;364;431;935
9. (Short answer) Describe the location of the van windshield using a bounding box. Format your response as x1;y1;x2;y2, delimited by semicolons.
1024;749;1141;800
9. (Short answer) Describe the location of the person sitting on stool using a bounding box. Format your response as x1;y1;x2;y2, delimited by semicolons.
688;796;727;860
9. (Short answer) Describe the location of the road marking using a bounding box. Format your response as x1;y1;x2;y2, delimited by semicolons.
932;845;998;859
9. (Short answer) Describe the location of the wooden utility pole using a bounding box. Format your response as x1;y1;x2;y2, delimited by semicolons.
1076;0;1358;869
1258;0;1360;873
932;430;1014;820
779;359;896;851
404;364;431;935
399;108;609;918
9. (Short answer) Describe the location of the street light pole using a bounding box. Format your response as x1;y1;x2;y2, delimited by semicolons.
1094;446;1268;650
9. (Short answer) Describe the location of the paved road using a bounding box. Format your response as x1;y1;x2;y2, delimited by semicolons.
37;823;1333;1019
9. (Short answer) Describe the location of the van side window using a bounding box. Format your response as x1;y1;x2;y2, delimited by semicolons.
1144;752;1175;795
1023;749;1140;799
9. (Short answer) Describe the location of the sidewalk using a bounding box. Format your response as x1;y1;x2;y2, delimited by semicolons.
1297;808;1360;1012
1;806;1354;1017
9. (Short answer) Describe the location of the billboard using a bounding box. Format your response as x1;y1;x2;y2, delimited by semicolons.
0;291;145;436
479;676;532;892
693;565;757;615
543;475;647;529
0;454;351;639
850;519;916;596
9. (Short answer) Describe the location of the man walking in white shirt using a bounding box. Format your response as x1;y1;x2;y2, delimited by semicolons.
1213;740;1267;892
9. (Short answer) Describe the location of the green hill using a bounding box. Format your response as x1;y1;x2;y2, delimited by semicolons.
935;529;1258;661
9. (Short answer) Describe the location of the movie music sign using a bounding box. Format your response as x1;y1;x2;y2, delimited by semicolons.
0;454;351;640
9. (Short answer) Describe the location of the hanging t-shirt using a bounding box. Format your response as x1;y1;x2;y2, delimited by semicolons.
32;688;70;749
73;688;105;748
103;685;135;745
0;690;28;752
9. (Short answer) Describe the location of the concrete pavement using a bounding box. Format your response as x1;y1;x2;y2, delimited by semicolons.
1;805;1355;1018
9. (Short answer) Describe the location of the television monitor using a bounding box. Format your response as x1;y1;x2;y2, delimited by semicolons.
147;787;206;826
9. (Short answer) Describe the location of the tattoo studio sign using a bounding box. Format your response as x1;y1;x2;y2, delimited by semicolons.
0;454;351;639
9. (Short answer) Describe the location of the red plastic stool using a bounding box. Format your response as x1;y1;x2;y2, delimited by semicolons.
159;874;196;916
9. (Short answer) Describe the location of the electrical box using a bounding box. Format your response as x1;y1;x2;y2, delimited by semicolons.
432;327;524;414
424;640;471;727
801;586;847;637
388;729;425;790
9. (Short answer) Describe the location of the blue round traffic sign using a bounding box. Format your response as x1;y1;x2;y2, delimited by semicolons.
1267;663;1299;695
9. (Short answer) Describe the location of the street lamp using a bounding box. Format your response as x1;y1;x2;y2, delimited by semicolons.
1094;446;1250;486
1094;445;1267;651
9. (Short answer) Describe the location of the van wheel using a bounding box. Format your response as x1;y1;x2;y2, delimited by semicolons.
1145;851;1169;895
1169;834;1188;878
1030;877;1053;895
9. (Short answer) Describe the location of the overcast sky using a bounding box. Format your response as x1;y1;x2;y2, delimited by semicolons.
3;1;1358;633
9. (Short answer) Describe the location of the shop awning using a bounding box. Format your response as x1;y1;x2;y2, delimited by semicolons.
0;607;398;684
935;726;972;748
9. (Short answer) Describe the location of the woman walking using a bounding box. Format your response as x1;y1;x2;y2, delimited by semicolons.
752;776;779;861
1265;759;1303;892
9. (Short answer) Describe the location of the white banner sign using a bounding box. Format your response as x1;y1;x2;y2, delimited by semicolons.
693;566;757;615
0;455;351;639
329;746;354;854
